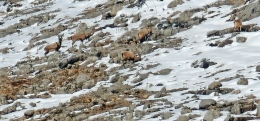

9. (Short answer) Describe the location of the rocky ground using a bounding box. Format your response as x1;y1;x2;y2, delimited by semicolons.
1;0;260;121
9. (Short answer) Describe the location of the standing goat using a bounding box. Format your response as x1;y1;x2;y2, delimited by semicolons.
121;51;141;63
137;27;152;43
234;18;242;32
67;31;94;46
44;34;64;55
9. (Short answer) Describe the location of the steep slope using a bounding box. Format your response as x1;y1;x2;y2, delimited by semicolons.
0;0;260;121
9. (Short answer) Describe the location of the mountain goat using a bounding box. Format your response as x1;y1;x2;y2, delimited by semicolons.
234;19;242;32
44;34;64;55
121;51;141;62
67;31;94;46
137;27;152;43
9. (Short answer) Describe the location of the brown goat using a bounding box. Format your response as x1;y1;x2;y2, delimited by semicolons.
67;31;94;46
234;20;242;32
121;51;141;62
137;27;152;43
44;34;64;55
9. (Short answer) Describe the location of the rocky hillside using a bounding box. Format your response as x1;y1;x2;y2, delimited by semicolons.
1;0;260;120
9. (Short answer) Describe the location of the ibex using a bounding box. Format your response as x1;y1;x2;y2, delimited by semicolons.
234;18;242;32
137;27;152;43
121;51;141;62
67;31;94;46
44;34;64;55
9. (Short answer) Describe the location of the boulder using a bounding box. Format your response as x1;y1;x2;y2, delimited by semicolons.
199;99;216;109
203;109;220;121
237;78;248;85
208;81;222;90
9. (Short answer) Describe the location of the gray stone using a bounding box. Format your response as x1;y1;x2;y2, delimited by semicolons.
231;103;241;114
75;114;88;121
207;30;219;37
203;109;220;121
132;14;141;23
29;102;36;107
24;110;34;117
0;94;8;105
236;37;247;43
237;78;248;85
188;114;201;119
224;113;232;121
76;23;88;34
143;103;151;110
82;79;96;89
208;81;222;90
163;28;174;36
161;112;172;119
199;99;216;109
160;87;167;93
75;73;90;84
126;112;134;120
256;65;260;72
181;108;192;114
176;115;190;121
167;0;184;8
256;103;260;117
135;110;145;119
231;89;241;94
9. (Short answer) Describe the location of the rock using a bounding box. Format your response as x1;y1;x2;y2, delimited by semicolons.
181;107;192;114
75;114;88;121
2;106;16;114
199;99;216;109
29;102;36;107
82;79;96;89
199;58;209;69
24;110;34;117
176;115;190;121
208;81;222;90
134;110;145;119
256;103;260;117
16;64;32;75
143;103;151;110
75;73;90;84
256;65;260;72
231;89;241;94
167;0;184;8
246;94;256;99
132;14;140;23
160;87;167;93
126;112;134;120
237;78;248;85
207;30;219;37
157;68;172;75
161;112;172;119
154;92;163;98
224;113;232;121
76;22;88;34
203;109;220;121
188;114;201;119
59;55;81;69
0;94;8;105
231;103;241;114
236;36;247;43
163;28;174;36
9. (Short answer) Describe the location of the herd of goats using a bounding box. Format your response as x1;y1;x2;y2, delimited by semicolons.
43;13;243;64
43;25;152;63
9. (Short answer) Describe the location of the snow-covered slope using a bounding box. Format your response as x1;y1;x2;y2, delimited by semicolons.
0;0;260;121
